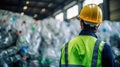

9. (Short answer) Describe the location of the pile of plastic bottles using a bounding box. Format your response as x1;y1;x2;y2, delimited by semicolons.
0;10;42;67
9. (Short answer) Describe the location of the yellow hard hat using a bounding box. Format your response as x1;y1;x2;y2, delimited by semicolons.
78;4;102;24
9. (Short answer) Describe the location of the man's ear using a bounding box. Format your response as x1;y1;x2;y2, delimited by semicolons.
94;24;100;32
96;24;100;29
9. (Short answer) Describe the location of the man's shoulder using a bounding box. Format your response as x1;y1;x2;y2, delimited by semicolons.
61;36;80;47
99;40;111;49
102;42;115;67
103;43;112;51
69;36;81;43
101;42;113;56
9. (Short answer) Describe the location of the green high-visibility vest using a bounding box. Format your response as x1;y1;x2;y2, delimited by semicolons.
60;36;105;67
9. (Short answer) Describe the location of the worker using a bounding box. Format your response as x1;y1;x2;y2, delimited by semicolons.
60;4;115;67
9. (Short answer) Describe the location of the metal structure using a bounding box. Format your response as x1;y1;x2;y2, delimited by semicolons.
0;0;79;20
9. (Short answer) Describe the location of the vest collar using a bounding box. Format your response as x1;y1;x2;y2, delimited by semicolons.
79;30;97;38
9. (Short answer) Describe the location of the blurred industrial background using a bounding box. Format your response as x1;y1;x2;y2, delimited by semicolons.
0;0;120;67
0;0;120;21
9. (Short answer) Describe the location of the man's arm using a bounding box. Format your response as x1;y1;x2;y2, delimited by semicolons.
102;43;115;67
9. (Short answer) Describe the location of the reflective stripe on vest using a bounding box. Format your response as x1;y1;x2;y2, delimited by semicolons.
65;42;69;67
91;40;101;67
61;40;101;67
61;64;85;67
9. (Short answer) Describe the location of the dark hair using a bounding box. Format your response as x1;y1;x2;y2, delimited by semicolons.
81;20;98;32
